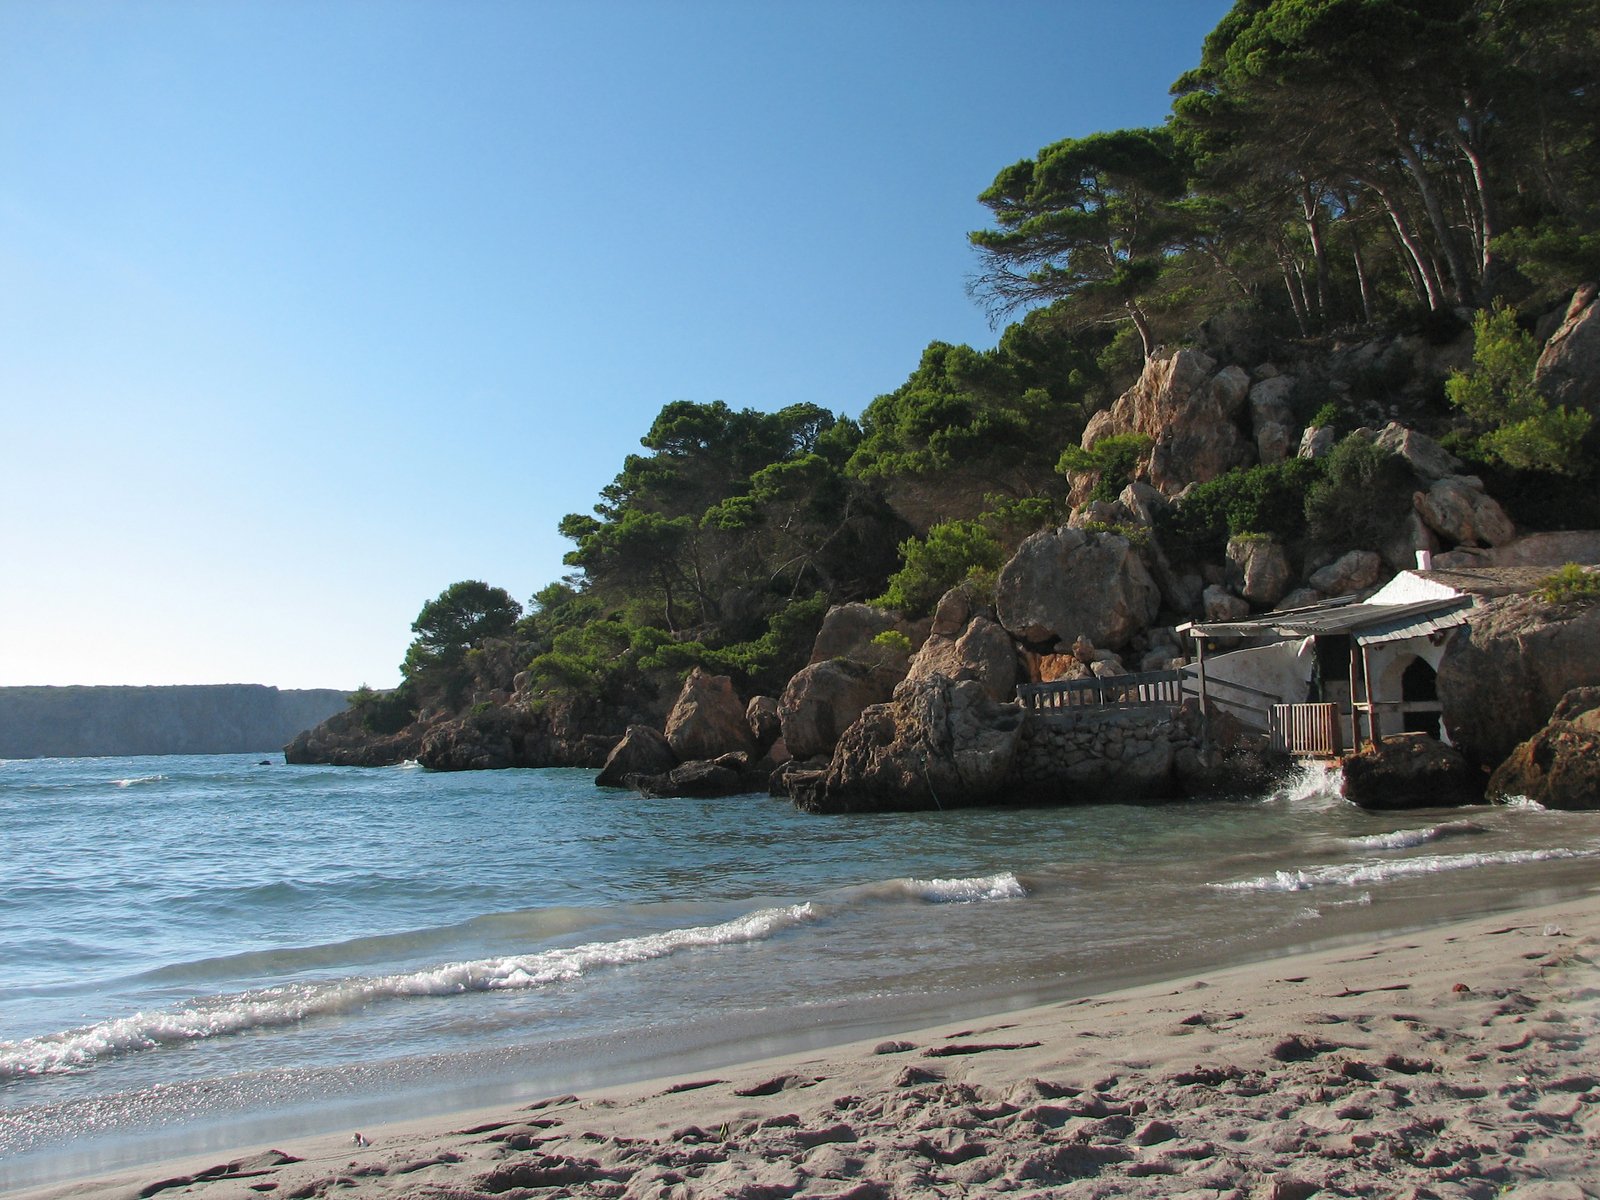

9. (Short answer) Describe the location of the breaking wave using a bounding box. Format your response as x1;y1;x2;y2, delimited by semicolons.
1343;820;1489;851
0;903;817;1079
1212;845;1599;894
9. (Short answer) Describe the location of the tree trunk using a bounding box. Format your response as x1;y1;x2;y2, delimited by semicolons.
1301;185;1330;324
1351;236;1375;325
1453;104;1499;298
1127;301;1156;360
1363;174;1446;310
1390;119;1473;304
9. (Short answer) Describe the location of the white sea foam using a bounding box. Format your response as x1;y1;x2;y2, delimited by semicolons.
846;872;1028;905
904;872;1028;903
1265;762;1344;810
0;903;817;1079
112;775;167;788
1499;795;1548;812
1212;845;1599;894
1343;820;1488;851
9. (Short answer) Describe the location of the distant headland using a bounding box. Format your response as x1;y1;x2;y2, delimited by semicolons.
0;685;350;759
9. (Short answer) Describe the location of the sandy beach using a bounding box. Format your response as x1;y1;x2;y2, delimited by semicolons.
14;890;1599;1200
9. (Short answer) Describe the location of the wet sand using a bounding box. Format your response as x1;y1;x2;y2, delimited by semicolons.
15;892;1600;1199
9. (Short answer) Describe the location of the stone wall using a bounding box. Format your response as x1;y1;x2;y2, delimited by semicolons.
1012;705;1202;801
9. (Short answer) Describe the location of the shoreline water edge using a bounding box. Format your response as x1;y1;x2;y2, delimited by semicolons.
11;891;1599;1199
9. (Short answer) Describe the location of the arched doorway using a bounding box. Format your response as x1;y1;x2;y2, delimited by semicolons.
1400;655;1439;735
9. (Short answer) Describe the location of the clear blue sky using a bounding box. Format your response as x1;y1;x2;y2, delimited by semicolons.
1;0;1232;691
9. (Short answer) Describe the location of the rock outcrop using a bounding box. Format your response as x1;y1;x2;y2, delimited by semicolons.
779;658;899;762
1308;550;1382;596
905;611;1021;702
416;705;614;771
1340;733;1483;809
1535;282;1600;415
791;676;1025;814
807;603;920;665
1486;686;1600;810
1438;594;1600;770
1225;537;1292;607
1415;477;1516;548
595;724;678;789
996;527;1161;650
664;668;757;761
1079;350;1254;495
285;705;424;767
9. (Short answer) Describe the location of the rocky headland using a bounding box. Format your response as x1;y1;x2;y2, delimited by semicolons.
289;284;1600;813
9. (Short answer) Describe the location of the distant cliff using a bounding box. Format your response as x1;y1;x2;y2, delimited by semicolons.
0;685;351;759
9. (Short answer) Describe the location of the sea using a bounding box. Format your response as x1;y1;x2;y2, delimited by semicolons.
3;753;1598;1191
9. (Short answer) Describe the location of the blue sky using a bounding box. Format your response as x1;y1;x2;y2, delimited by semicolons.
1;0;1232;690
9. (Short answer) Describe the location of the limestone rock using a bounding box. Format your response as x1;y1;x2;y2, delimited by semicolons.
1297;425;1337;460
746;696;782;749
1077;349;1255;497
1308;550;1383;596
632;755;752;799
1249;376;1298;464
791;676;1025;814
1275;587;1324;611
1415;477;1516;547
1438;594;1600;770
995;527;1161;650
1225;537;1293;607
809;603;911;665
1380;512;1441;574
1203;585;1250;622
1067;499;1127;529
905;614;1021;702
779;658;898;762
1487;686;1600;810
1535;282;1600;415
664;668;757;762
1341;733;1482;809
595;724;677;789
1117;481;1169;528
1373;422;1463;483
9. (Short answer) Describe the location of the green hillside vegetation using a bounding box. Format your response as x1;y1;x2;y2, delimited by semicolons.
375;0;1600;732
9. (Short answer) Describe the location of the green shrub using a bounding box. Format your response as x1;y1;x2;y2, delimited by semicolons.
1303;435;1415;551
1161;458;1322;554
870;629;913;655
1057;433;1153;503
348;684;417;735
873;518;1006;617
1446;303;1592;474
1535;563;1600;605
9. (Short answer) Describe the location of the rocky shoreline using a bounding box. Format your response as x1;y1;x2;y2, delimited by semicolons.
288;287;1600;815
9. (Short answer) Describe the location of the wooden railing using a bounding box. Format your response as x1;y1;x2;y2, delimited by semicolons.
1179;668;1279;733
1017;668;1184;712
1270;703;1341;757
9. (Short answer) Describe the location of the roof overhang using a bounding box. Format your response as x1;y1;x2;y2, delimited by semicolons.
1177;594;1477;646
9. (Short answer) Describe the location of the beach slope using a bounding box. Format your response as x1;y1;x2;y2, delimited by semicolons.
20;894;1600;1199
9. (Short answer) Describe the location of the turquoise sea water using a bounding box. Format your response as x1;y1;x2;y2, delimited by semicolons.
2;753;1597;1190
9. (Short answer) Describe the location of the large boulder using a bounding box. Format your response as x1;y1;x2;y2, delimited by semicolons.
1308;549;1382;596
631;754;754;799
746;696;782;749
905;612;1021;702
664;668;757;762
1248;376;1298;464
1225;536;1293;607
790;676;1025;814
995;527;1161;650
1078;350;1255;496
1438;594;1600;770
778;658;897;762
1535;282;1600;415
1415;477;1516;547
1487;687;1600;810
808;603;916;665
1202;584;1250;622
595;724;677;789
1373;422;1462;483
1340;733;1483;809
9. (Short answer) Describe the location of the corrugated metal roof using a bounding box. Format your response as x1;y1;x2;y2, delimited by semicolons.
1182;594;1476;644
